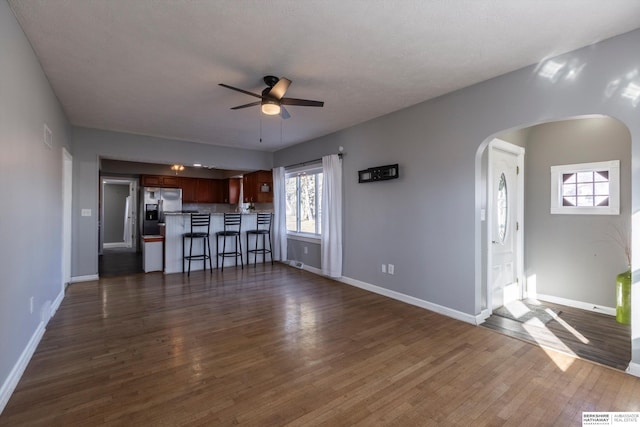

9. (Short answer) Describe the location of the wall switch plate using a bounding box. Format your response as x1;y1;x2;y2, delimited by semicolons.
304;246;308;254
388;264;395;275
29;297;34;314
381;264;386;273
81;209;91;217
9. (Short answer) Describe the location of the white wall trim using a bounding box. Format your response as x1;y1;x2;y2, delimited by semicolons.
339;275;480;325
0;321;46;414
51;289;64;319
103;242;127;249
626;362;640;378
296;263;481;325
536;293;615;316
70;274;99;283
0;287;65;414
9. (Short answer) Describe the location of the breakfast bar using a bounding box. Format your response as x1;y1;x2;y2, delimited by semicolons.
163;212;265;274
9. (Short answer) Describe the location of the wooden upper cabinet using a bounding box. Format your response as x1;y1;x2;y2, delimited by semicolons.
141;175;180;188
228;178;241;204
220;178;241;204
196;178;218;203
144;175;240;204
243;170;273;203
179;177;197;203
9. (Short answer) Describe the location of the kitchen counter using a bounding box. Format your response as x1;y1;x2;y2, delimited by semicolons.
163;212;270;273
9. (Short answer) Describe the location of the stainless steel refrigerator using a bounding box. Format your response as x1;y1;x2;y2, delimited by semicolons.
142;187;182;235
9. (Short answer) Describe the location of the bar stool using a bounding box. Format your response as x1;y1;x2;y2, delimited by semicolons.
216;213;243;271
182;214;212;276
246;213;273;266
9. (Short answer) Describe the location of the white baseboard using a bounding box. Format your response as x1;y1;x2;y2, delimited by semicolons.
0;320;45;414
339;275;479;325
627;362;640;378
296;262;481;325
103;242;128;249
536;293;615;316
70;274;99;283
51;289;64;318
0;288;65;414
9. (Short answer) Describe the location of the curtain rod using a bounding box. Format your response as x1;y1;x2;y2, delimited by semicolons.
284;152;343;170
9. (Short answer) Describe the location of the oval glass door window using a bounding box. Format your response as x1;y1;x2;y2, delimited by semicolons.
497;172;508;242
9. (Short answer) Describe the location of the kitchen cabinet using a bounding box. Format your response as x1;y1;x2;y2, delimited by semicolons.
182;177;218;203
221;178;241;204
195;179;217;203
243;170;273;203
141;175;180;188
180;177;197;203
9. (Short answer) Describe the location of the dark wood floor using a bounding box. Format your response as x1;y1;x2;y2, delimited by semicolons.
2;264;640;426
99;248;142;277
482;299;631;370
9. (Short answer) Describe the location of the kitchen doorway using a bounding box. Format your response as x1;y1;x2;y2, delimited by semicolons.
100;177;141;277
101;178;138;251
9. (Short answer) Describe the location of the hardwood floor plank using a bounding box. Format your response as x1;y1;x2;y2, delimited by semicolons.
482;298;631;370
1;264;639;426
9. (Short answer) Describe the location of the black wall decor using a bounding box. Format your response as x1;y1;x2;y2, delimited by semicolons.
358;164;399;183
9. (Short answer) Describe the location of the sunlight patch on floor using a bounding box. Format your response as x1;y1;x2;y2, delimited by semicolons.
504;300;530;319
522;321;576;371
545;308;590;344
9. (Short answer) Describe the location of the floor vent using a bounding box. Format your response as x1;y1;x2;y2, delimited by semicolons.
289;260;304;269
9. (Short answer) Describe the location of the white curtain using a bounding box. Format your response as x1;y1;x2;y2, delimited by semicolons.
272;167;288;261
321;154;343;277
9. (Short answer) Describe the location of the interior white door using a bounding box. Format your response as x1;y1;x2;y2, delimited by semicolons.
490;145;521;309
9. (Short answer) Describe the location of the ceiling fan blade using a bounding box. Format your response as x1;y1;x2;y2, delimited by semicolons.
281;106;291;120
269;77;292;100
230;101;262;110
219;83;263;99
281;98;324;107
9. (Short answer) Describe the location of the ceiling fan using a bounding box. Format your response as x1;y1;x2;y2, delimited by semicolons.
219;75;324;119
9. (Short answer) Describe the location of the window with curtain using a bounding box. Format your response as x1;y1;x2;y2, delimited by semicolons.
285;166;323;236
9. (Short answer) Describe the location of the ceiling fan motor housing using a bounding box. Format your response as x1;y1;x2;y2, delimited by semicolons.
263;75;279;87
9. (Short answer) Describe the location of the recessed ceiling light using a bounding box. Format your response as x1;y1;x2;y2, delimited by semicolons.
193;163;202;167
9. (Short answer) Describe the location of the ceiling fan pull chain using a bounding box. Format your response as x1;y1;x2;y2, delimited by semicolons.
259;111;263;143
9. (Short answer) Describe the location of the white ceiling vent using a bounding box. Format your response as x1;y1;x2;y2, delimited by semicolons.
43;123;52;149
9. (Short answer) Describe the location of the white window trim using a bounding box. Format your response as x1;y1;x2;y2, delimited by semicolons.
286;232;321;244
550;160;620;215
285;164;323;237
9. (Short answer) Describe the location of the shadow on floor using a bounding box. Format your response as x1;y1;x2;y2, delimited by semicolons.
482;299;631;370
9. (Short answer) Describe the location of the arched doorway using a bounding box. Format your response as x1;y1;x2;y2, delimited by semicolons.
475;115;632;370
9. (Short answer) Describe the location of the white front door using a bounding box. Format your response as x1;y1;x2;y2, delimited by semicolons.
489;139;524;310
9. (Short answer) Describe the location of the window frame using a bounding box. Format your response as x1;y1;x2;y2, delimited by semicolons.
550;160;620;215
285;164;323;240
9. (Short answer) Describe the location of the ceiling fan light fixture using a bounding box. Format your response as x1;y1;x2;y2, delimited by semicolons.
261;101;281;116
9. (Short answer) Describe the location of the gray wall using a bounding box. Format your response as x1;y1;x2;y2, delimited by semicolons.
524;117;631;307
103;184;129;244
0;0;71;401
275;29;640;364
71;127;273;277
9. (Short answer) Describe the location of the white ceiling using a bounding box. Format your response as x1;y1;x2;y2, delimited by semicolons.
9;1;640;152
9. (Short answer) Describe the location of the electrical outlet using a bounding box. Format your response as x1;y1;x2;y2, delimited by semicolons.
381;264;386;273
388;264;395;275
304;246;308;254
29;297;34;314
